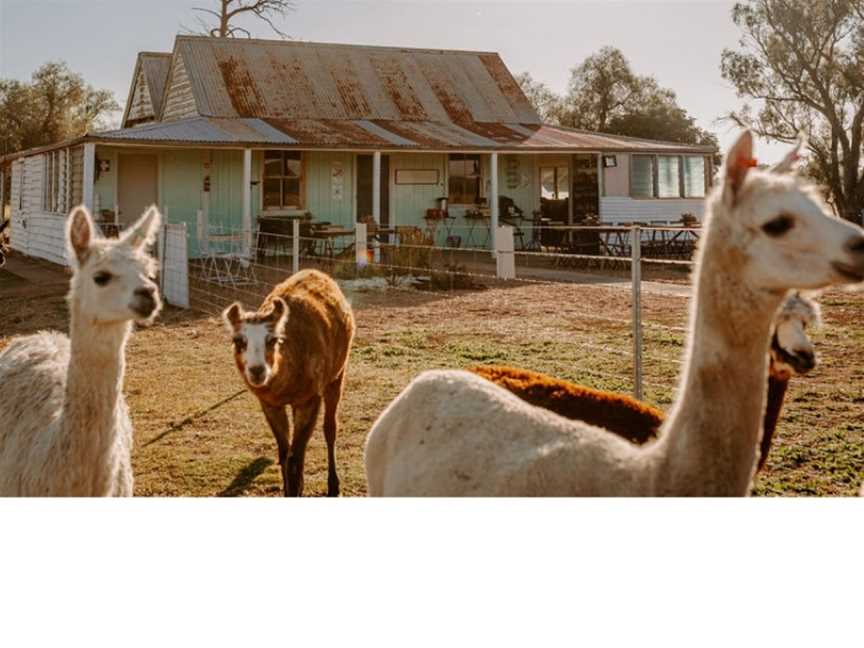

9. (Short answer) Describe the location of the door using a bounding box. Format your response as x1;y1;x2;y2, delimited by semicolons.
118;154;158;228
571;154;599;222
356;154;390;226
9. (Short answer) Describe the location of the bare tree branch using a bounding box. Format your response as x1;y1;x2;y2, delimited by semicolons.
190;0;296;39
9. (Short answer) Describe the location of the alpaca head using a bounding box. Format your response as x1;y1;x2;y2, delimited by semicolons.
66;205;163;326
706;131;864;293
769;292;821;380
222;298;289;388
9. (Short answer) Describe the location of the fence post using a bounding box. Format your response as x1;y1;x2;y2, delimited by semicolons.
631;225;643;401
292;217;300;275
495;225;515;280
355;222;368;267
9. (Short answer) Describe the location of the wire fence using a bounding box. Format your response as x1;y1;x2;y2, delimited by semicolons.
180;222;711;403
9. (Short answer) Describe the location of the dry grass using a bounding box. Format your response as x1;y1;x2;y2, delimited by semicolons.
1;253;862;496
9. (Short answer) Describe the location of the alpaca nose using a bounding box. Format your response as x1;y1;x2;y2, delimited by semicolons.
248;365;266;383
793;349;816;373
846;235;864;256
135;286;156;299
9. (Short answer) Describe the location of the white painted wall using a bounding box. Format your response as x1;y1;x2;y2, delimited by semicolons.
599;197;705;224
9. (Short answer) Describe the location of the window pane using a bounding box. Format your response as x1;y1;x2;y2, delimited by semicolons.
285;156;301;179
264;152;282;178
556;166;569;200
657;155;681;198
683;156;706;198
631;155;654;198
283;179;300;207
540;167;556;199
263;178;281;208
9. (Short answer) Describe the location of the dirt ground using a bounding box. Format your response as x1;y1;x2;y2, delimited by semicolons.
1;252;862;496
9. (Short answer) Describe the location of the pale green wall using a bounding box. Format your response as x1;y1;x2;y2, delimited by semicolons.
390;152;447;233
304;151;355;228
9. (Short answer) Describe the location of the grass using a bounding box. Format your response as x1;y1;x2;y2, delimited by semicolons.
1;254;862;496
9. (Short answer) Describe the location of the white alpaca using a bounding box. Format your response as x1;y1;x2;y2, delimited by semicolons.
0;206;162;496
364;132;864;496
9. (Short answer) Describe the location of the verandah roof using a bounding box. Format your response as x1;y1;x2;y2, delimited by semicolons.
78;116;716;154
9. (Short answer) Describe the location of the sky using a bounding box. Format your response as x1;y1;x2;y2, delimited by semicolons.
0;0;791;162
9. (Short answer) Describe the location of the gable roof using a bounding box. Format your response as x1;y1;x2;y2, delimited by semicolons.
165;35;541;124
141;53;172;117
121;52;172;127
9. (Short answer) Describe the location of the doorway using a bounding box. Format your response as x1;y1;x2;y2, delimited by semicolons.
571;154;599;222
356;154;390;226
118;154;158;228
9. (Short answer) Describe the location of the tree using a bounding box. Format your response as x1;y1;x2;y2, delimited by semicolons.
514;72;563;124
191;0;296;38
555;47;717;147
0;62;119;156
721;0;864;223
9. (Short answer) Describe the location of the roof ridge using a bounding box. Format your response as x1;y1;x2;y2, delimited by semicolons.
174;34;501;57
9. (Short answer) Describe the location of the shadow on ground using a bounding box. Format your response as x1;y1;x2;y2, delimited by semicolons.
219;457;275;497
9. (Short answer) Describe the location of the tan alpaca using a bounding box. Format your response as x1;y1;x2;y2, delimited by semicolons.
223;270;355;497
364;132;864;496
0;206;162;496
469;291;821;471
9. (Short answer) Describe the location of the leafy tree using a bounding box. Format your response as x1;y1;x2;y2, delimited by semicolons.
191;0;296;38
523;47;716;147
514;72;563;124
0;62;119;156
721;0;864;223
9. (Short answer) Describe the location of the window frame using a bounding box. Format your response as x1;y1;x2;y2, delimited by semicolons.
42;150;64;214
447;153;483;206
629;154;710;200
262;150;304;211
539;165;570;201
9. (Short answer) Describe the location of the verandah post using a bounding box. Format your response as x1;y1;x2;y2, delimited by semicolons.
631;225;643;400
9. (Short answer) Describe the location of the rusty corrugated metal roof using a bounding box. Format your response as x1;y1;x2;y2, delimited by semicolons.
89;116;716;153
171;36;541;125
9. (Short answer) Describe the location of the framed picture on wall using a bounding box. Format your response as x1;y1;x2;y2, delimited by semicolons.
395;169;440;185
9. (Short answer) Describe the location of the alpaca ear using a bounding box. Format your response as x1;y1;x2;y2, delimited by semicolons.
770;138;805;174
268;297;289;332
122;205;162;251
723;130;756;204
222;302;243;333
67;206;94;265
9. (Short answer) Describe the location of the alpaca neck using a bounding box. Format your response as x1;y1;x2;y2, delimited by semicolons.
653;238;783;495
60;303;132;493
758;375;789;471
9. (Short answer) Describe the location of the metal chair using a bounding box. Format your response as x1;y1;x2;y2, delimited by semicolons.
202;225;258;288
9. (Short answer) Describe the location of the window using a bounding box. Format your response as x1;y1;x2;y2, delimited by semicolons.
448;154;481;204
42;150;63;213
540;166;570;200
263;151;302;209
631;155;655;198
630;154;709;199
683;156;706;198
657;156;681;198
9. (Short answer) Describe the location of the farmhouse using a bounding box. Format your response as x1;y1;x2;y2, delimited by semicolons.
0;35;715;262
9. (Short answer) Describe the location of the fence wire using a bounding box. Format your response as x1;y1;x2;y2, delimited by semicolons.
181;224;709;405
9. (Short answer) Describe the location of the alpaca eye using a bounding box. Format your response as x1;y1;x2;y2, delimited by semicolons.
233;336;247;351
93;271;113;286
762;215;794;237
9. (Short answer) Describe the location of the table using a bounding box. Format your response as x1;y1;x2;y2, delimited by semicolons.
463;208;491;248
311;226;355;258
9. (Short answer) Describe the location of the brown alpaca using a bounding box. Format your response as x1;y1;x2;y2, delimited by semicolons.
470;294;820;472
223;270;356;497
